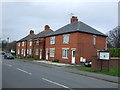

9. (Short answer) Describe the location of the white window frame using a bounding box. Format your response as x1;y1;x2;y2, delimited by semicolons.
50;48;55;57
93;35;96;45
22;41;24;46
36;40;39;45
29;49;32;55
63;34;69;44
18;42;20;46
62;48;69;59
30;41;32;46
50;36;55;44
36;49;38;55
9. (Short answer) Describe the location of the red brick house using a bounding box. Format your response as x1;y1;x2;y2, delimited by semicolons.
16;30;35;57
16;16;107;65
45;16;107;64
32;25;53;59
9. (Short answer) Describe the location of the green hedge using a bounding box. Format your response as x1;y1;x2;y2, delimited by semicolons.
110;48;120;57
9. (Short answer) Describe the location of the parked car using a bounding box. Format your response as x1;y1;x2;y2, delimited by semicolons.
4;53;14;59
84;61;92;67
1;51;6;55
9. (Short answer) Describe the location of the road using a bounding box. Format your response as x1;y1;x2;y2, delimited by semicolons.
2;58;118;89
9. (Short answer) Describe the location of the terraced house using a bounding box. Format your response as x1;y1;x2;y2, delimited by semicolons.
16;16;107;65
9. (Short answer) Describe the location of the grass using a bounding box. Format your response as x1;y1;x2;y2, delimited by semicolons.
68;66;120;77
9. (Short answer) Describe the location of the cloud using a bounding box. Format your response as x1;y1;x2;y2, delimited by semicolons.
2;2;118;41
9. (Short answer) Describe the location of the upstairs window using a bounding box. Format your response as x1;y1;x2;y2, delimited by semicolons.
30;41;32;46
50;48;55;57
22;41;24;46
36;40;39;45
50;36;55;44
63;35;69;44
18;42;20;46
93;35;96;45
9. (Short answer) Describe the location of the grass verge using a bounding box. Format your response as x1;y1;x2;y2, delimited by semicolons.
68;66;120;77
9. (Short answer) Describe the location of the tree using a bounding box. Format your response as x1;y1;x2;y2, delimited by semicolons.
107;26;120;48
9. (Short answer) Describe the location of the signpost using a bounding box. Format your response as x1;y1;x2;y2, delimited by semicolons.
98;51;110;71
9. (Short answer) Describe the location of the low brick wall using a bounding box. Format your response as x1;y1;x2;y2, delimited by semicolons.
92;58;120;71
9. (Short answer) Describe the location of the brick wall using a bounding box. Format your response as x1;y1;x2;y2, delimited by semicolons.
92;58;120;71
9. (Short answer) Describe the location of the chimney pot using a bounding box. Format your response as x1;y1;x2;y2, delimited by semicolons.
44;25;50;30
30;30;34;34
70;16;78;24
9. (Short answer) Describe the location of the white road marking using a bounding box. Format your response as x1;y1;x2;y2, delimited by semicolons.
16;68;32;75
42;78;72;89
5;64;12;67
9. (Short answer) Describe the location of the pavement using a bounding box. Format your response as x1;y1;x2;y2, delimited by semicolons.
33;60;119;84
2;58;119;89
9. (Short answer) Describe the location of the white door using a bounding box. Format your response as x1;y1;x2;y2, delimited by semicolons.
24;49;26;56
71;50;76;64
40;49;42;59
46;48;48;60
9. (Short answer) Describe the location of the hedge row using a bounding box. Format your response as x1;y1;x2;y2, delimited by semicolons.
110;48;120;57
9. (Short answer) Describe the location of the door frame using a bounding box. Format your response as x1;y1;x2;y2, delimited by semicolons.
71;48;76;64
46;48;48;60
40;49;42;59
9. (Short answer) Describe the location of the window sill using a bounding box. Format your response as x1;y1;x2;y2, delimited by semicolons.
62;57;68;59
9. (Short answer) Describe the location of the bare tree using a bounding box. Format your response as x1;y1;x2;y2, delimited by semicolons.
107;26;120;48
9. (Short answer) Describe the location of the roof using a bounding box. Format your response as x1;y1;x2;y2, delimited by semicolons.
46;21;107;37
35;29;53;38
18;34;35;42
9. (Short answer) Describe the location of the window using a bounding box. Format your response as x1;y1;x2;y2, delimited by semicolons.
50;48;55;57
93;35;96;45
36;40;39;45
63;35;69;44
30;41;32;46
36;49;38;55
62;48;69;58
29;49;32;55
22;41;24;46
17;49;20;54
18;42;20;46
50;36;55;44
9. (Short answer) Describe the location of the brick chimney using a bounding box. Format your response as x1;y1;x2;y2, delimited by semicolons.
30;30;34;35
44;25;50;30
70;16;78;24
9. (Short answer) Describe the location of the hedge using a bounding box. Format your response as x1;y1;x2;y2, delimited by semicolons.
110;48;120;57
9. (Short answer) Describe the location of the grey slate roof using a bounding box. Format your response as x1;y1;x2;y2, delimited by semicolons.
18;34;35;42
35;29;53;38
46;21;107;37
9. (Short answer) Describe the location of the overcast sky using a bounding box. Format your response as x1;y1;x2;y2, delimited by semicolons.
2;1;118;42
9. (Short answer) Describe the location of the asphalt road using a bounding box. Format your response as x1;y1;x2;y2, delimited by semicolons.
2;58;118;89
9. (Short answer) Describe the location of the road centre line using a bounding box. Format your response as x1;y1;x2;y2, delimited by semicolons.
5;64;12;67
16;68;32;75
42;78;73;90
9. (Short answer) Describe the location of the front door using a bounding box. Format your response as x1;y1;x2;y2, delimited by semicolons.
40;49;42;59
71;49;76;64
46;48;48;60
24;49;26;56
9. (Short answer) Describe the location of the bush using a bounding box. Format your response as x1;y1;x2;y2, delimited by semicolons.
110;48;120;57
52;59;59;62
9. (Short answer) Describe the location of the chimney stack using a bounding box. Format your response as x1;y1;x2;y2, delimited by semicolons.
30;30;34;35
44;25;50;30
70;16;78;24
